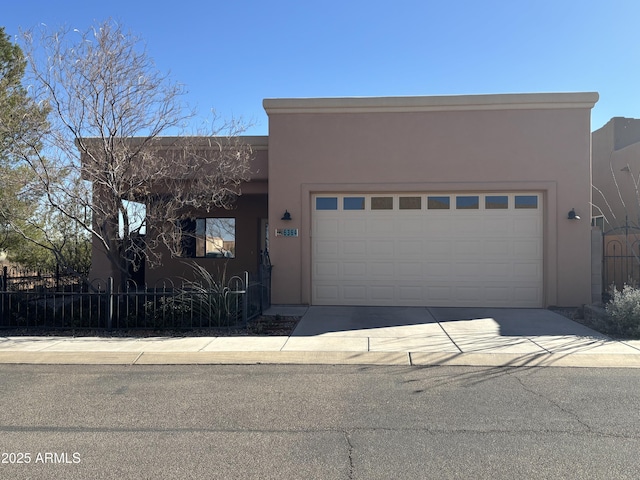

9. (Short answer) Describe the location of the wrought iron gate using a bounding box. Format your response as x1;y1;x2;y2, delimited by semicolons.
603;225;640;292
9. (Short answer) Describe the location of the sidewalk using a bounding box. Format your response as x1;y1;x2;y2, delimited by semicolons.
1;306;640;368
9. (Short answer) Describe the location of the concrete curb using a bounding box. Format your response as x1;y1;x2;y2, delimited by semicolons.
136;351;410;365
408;352;640;368
0;351;141;365
1;350;640;368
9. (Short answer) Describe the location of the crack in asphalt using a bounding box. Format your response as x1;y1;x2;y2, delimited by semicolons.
344;430;355;479
509;371;594;433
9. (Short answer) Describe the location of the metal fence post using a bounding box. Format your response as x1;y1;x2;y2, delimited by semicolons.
242;271;249;326
106;277;114;330
260;264;271;312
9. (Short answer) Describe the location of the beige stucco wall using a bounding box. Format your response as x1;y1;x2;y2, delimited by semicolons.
89;192;268;288
265;93;598;307
87;138;268;288
592;118;640;230
145;193;268;287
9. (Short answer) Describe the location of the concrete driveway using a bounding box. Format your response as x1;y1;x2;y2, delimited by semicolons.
284;306;640;365
291;306;606;338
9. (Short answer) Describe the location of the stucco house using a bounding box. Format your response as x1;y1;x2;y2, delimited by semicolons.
592;117;640;230
88;92;599;308
592;117;640;290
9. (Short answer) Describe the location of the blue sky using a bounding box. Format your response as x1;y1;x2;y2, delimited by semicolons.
3;0;640;135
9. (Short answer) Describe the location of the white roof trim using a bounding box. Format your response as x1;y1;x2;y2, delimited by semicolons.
263;92;599;115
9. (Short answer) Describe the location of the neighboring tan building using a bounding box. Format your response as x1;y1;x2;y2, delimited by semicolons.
89;92;599;307
592;117;640;291
592;117;640;231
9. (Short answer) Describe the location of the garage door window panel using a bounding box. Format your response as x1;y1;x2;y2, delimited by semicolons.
344;197;365;210
399;196;422;210
456;196;479;209
515;195;538;209
371;196;393;210
485;196;508;209
316;197;338;210
428;196;450;209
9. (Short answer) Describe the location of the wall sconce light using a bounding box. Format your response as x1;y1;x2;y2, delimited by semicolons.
568;208;581;220
281;210;292;221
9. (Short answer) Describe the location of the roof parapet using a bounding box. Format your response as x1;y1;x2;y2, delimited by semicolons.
263;92;599;115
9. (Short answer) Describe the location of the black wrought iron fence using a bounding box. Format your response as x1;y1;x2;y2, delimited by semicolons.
0;267;272;331
243;264;272;324
0;289;107;329
1;265;87;292
603;227;640;293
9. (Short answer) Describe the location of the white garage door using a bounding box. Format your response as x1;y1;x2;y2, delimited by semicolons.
312;193;543;307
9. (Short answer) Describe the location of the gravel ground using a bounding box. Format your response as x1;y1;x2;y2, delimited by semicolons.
0;315;301;338
548;306;584;322
549;305;640;340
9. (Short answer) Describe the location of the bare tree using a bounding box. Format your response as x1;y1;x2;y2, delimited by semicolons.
14;20;252;290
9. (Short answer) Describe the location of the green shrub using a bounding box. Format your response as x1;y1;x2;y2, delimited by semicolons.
605;284;640;337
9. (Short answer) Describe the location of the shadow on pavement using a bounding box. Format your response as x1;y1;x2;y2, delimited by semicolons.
291;306;607;338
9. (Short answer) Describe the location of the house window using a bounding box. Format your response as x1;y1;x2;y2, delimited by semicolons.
191;218;236;258
592;216;604;229
118;200;146;238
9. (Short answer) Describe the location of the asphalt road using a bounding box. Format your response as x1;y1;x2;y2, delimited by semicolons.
1;364;639;479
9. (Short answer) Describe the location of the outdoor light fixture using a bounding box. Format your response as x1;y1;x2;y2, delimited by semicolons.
281;210;292;221
568;208;581;220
